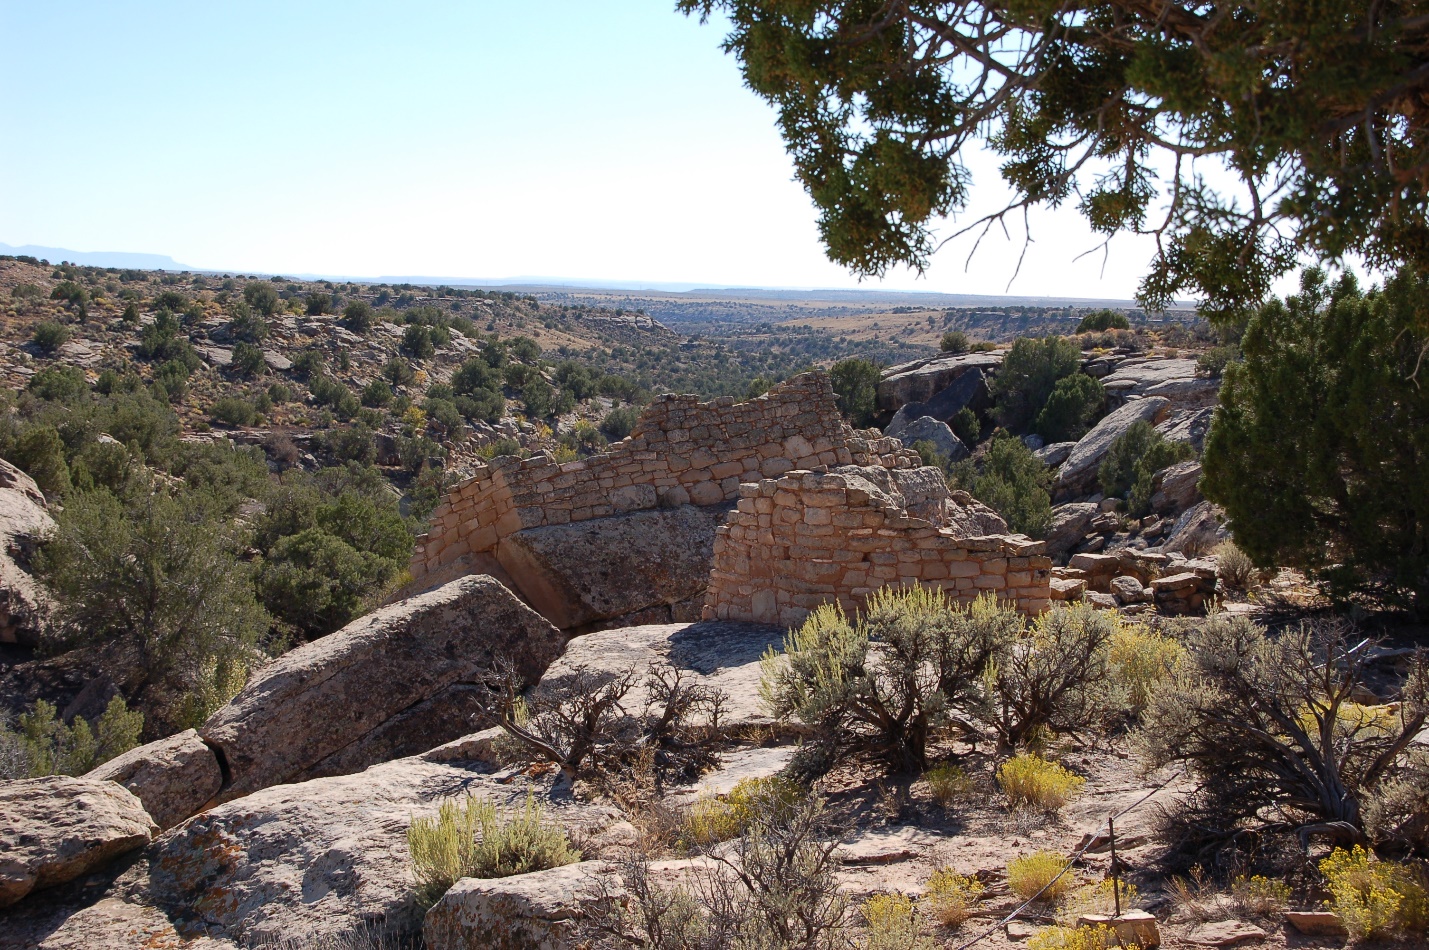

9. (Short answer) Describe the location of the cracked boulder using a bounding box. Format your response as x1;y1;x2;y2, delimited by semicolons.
200;574;564;798
86;729;223;830
0;777;157;908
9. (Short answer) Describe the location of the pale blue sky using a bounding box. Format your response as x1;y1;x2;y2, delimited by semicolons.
2;1;1174;296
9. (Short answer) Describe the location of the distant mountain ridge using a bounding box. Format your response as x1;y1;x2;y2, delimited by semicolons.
0;242;191;271
0;243;1193;309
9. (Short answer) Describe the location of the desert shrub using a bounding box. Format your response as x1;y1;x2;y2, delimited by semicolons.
1;695;143;778
1027;924;1115;950
951;406;980;444
992;336;1081;431
37;485;270;700
683;776;806;848
341;300;374;333
1007;851;1077;902
761;589;1021;775
400;323;435;359
490;661;725;787
1319;846;1429;939
861;893;931;950
997;754;1085;813
830;357;880;428
27;363;90;402
522;377;553;417
1214;541;1256;590
601;405;641;441
1034;374;1104;443
1137;615;1429;846
1195;345;1239;377
478;437;522;459
1098;421;1194;516
230;341;266;379
229;303;268;342
257;529;388;638
360;380;393;408
1201;268;1429;608
1230;875;1290;917
304;291;336;316
174;655;249;731
958;431;1053;537
407;793;579;908
6;424;71;496
924;868;983;928
1106;625;1182;715
1062;879;1140;921
31;320;71;353
210;397;257;427
137;310;200;368
910;438;948;471
382;357;415;387
982;603;1115;750
580;792;846;950
924;763;974;808
243;281;281;315
1076;310;1130;333
940;330;970;353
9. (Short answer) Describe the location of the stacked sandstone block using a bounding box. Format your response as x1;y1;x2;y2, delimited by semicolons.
703;470;1052;627
410;373;919;584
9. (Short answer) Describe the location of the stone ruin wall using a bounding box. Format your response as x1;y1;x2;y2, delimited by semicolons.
703;470;1053;627
410;374;919;586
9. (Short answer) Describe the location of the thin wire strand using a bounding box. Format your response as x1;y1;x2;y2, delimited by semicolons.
949;768;1184;950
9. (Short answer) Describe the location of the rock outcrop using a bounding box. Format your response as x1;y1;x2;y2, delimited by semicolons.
876;352;1003;412
109;757;620;944
1100;358;1218;409
201;574;564;798
884;416;968;466
494;504;732;630
423;861;618;950
543;620;787;734
1149;460;1203;517
1044;502;1100;557
0;777;157;908
1054;397;1170;496
0;458;54;646
884;367;990;431
85;729;223;831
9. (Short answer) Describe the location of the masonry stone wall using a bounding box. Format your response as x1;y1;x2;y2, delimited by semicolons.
410;374;918;586
703;470;1052;627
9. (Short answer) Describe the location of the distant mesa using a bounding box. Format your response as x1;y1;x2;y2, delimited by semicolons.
0;242;191;271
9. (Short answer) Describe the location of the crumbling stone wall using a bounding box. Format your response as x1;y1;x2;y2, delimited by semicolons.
410;374;918;587
703;470;1052;627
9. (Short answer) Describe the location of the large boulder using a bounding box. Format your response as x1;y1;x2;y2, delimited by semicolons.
0;458;54;646
423;861;618;950
201;574;564;798
0;777;157;908
1161;501;1230;555
108;756;620;945
1044;503;1099;557
944;490;1009;537
1054;397;1171;496
887;416;968;466
541;620;787;735
495;504;734;631
877;352;1003;412
832;465;958;527
1156;406;1215;452
1100;358;1216;408
86;729;223;830
884;369;990;432
1150;460;1203;517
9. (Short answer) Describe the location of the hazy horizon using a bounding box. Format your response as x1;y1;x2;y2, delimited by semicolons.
1;2;1309;301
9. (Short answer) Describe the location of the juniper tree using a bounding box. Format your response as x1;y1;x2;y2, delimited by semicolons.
680;1;1429;319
